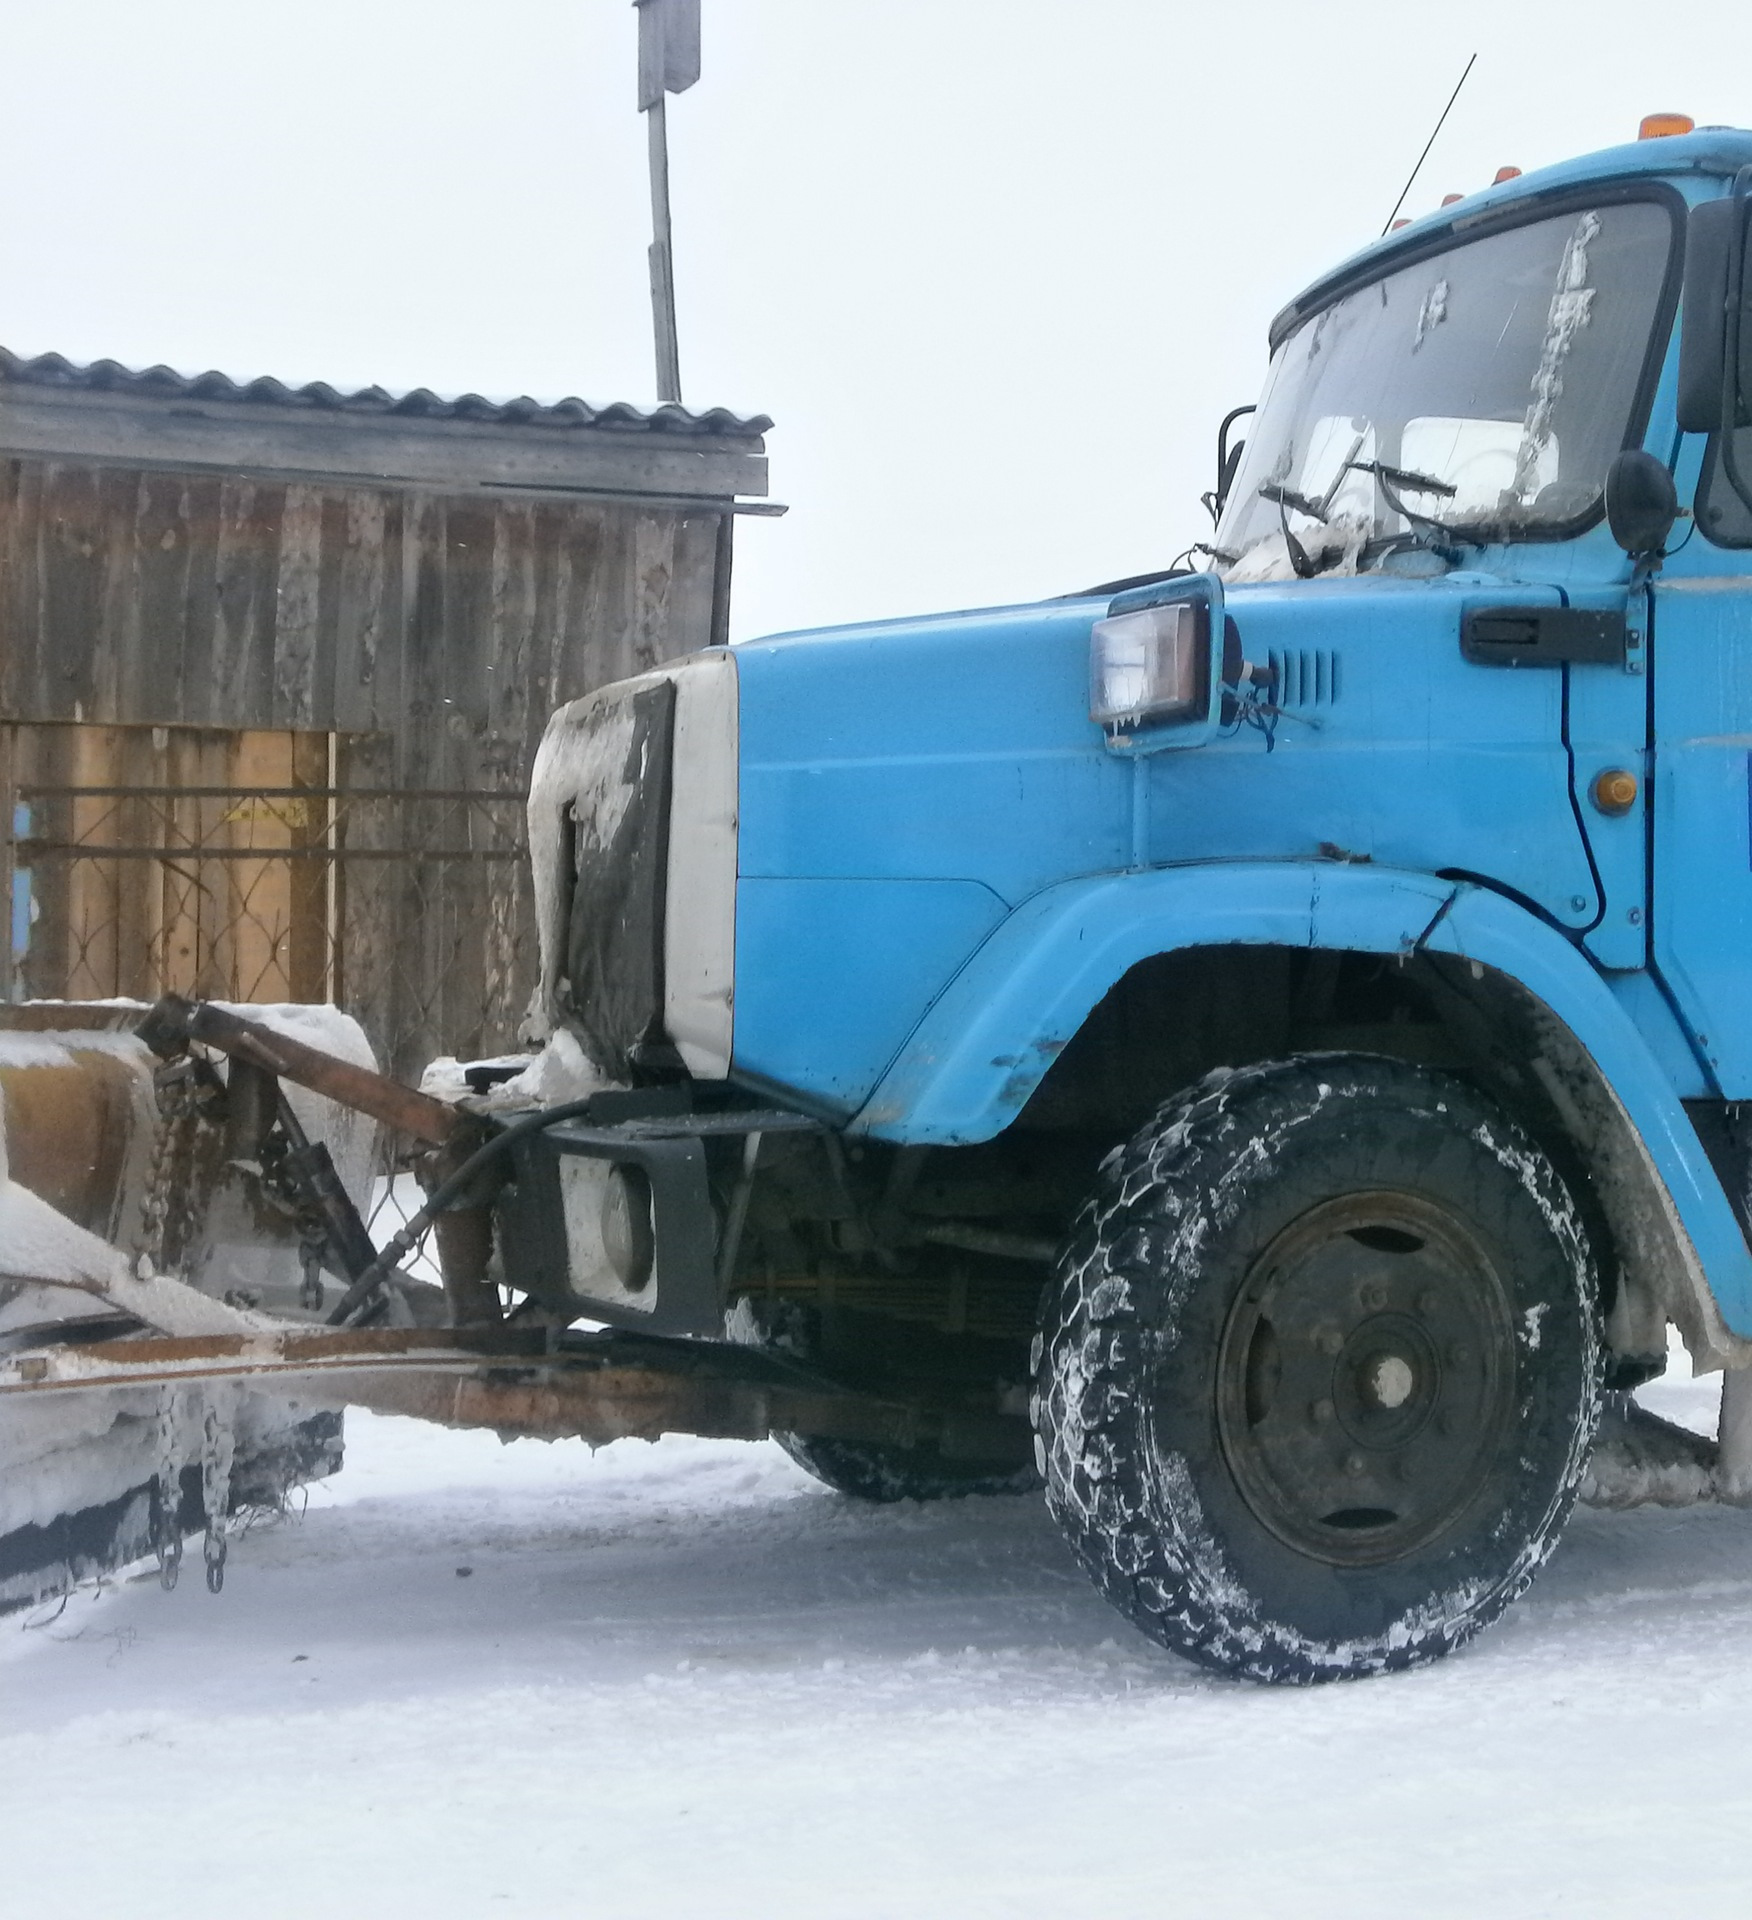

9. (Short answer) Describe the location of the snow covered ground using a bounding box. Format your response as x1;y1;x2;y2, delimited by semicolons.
4;1347;1751;1918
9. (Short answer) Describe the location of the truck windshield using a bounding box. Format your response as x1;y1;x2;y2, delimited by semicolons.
1215;199;1674;579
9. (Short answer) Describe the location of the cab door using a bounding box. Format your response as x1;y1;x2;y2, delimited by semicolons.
1649;552;1752;1095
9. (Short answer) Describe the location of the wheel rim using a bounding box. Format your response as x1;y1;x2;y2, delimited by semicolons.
1213;1191;1517;1567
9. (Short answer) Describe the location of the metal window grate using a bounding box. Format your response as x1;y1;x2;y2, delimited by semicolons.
1;735;537;1089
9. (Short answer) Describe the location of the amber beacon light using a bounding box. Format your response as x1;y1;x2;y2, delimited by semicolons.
1639;112;1695;139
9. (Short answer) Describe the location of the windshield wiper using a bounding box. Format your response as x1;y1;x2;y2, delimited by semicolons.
1345;458;1464;544
1345;459;1457;499
1256;480;1328;520
1256;435;1373;528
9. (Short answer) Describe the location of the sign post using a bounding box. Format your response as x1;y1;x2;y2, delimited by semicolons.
635;0;700;404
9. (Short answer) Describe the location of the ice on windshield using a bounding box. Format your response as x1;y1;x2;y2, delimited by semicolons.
1216;199;1672;579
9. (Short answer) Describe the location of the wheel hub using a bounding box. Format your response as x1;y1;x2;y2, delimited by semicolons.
1213;1192;1516;1566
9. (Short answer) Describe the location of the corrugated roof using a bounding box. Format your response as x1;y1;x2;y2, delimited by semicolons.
0;346;770;440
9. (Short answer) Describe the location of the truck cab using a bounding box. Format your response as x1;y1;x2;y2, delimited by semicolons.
507;121;1752;1679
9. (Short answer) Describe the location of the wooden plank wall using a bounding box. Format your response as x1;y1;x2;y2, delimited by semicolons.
0;459;725;769
0;459;727;1074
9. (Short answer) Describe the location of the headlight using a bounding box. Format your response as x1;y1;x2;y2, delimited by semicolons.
601;1163;655;1292
1089;600;1208;730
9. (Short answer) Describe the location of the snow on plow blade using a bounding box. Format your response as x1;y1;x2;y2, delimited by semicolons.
0;1398;341;1615
0;1000;378;1611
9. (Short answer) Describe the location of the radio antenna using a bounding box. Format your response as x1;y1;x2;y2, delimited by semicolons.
1381;52;1478;236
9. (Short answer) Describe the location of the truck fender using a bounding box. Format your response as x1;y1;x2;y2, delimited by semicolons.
852;860;1752;1346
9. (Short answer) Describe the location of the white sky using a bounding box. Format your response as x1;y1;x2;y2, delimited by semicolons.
4;0;1752;642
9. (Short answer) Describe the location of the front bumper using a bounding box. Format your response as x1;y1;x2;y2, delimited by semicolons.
493;1097;819;1336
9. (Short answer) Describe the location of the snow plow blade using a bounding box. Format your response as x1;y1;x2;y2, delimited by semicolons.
0;999;384;1612
0;1403;341;1616
0;1319;1028;1610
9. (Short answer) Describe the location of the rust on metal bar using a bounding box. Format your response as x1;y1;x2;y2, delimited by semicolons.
0;1324;1031;1461
138;994;465;1146
0;1324;540;1388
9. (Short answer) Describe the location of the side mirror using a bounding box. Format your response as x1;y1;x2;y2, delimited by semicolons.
1678;197;1752;433
1206;403;1256;522
1605;449;1678;557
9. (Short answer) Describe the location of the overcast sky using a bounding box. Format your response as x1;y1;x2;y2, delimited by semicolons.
5;1;1752;642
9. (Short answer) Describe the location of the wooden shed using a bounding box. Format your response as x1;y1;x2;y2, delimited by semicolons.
0;347;772;1076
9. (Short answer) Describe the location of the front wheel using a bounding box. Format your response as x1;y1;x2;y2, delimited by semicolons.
1033;1056;1601;1684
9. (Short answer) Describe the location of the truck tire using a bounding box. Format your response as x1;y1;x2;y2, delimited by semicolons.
775;1432;1037;1503
1033;1055;1601;1683
733;1300;1038;1502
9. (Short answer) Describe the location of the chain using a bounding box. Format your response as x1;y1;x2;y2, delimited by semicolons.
138;1063;204;1278
137;1095;186;1278
201;1386;236;1594
143;1058;229;1595
298;1236;327;1313
152;1383;185;1591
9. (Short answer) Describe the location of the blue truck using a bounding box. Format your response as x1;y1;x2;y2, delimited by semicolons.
485;116;1752;1683
27;117;1752;1682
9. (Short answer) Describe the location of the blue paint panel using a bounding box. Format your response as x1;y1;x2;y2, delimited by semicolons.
739;750;1124;898
1563;588;1651;973
1648;572;1752;1093
1159;577;1595;913
731;876;1008;1113
1606;970;1710;1096
735;602;1130;903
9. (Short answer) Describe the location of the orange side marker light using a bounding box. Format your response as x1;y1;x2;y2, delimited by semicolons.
1591;768;1640;816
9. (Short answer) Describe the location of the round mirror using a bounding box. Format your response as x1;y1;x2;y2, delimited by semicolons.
1605;449;1679;556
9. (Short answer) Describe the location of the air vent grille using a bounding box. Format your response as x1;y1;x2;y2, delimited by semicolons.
1269;647;1341;710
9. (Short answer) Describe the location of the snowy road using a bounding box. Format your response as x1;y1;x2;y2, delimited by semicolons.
5;1355;1752;1918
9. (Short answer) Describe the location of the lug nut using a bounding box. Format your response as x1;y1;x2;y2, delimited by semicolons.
1345;1453;1366;1476
1311;1398;1335;1425
1361;1281;1387;1311
1318;1328;1344;1356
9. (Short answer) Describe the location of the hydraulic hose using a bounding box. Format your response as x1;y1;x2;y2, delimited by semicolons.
325;1097;604;1327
